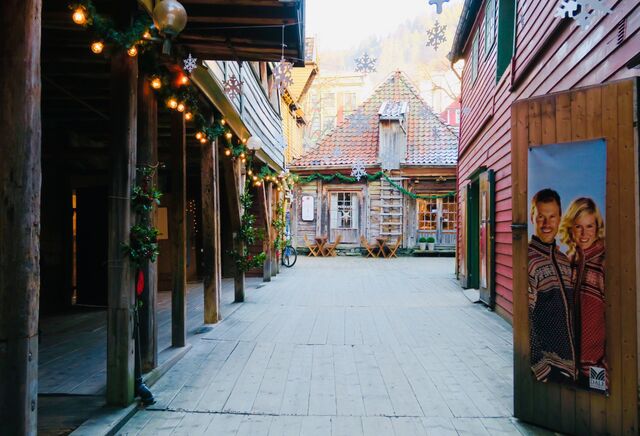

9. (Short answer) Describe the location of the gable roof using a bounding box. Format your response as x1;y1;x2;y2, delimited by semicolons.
449;0;483;61
290;71;458;169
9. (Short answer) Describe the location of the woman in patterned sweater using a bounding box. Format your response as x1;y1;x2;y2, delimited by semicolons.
560;197;606;386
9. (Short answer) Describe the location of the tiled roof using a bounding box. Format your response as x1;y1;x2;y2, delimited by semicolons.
291;71;458;169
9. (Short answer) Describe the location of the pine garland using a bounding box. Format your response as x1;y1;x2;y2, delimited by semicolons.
294;172;455;200
228;182;267;272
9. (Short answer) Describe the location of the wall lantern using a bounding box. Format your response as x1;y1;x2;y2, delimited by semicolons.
246;136;263;151
153;0;188;54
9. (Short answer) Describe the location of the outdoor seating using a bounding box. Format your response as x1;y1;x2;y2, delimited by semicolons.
387;236;402;258
315;235;329;256
303;235;319;257
325;234;342;256
360;235;377;258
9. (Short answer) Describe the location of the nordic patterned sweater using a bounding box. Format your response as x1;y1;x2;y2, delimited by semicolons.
528;235;576;382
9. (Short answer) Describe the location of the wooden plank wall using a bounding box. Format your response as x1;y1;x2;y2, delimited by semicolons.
293;182;320;248
511;80;638;435
457;0;640;319
367;180;382;241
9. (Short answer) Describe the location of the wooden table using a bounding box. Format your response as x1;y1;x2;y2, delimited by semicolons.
375;237;388;258
315;236;328;256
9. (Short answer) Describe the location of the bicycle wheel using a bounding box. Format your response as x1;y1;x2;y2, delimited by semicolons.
282;245;297;267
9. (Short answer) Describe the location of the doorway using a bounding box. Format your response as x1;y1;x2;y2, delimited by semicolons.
329;191;360;243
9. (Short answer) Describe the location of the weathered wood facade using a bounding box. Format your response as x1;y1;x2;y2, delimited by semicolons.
0;0;304;432
451;0;640;433
290;72;458;251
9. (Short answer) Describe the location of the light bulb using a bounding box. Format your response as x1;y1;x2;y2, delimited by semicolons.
225;132;232;139
179;75;189;85
224;149;232;156
200;137;207;144
240;152;245;159
177;103;185;112
195;132;203;140
127;46;138;57
150;77;162;89
168;99;178;109
221;119;226;125
90;41;104;54
72;8;87;25
184;112;192;121
143;31;152;39
241;157;246;163
252;175;258;181
248;169;253;176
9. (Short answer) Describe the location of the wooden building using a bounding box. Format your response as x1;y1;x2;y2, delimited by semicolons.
290;71;458;251
0;0;305;433
450;0;640;433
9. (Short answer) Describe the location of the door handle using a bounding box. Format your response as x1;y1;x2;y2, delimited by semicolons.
511;223;527;230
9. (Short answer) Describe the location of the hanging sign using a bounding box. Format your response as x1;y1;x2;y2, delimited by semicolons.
301;195;314;221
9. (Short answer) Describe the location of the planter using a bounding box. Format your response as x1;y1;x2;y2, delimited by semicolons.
418;242;426;251
427;242;436;251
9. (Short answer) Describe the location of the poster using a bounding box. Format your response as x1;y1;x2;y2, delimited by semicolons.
527;139;607;393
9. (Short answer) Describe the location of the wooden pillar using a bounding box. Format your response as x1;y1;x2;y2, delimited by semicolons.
0;0;41;432
170;111;186;347
107;46;137;405
137;77;158;371
262;184;272;282
221;156;244;302
201;139;221;323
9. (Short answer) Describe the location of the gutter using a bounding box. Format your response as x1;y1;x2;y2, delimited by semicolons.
449;0;482;62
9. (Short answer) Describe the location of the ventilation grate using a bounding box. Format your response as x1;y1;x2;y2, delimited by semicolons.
617;19;627;46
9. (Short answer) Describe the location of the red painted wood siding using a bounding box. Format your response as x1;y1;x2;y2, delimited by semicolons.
457;0;640;321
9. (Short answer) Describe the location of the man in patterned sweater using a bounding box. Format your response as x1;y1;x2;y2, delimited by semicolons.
528;189;577;382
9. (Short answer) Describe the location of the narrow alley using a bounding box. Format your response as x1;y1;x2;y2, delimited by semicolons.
118;258;547;435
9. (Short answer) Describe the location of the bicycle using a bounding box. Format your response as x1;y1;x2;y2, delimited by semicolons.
281;242;297;267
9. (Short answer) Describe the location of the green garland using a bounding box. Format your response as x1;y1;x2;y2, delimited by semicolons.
294;172;455;200
228;182;266;272
273;198;286;253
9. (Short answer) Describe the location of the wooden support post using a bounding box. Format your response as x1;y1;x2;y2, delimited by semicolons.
201;139;221;323
0;0;41;432
137;77;158;371
170;111;186;347
221;155;244;302
262;184;272;282
107;48;137;405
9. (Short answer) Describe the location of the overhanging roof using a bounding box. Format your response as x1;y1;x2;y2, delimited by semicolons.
449;0;482;61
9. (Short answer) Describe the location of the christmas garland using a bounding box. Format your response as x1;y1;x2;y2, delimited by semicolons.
273;198;286;254
294;172;455;200
228;182;266;272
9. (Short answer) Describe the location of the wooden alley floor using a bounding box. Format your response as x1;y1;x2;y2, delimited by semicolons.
118;257;552;436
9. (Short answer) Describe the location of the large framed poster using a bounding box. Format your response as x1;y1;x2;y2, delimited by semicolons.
527;139;607;393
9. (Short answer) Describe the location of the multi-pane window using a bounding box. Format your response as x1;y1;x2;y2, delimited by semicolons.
343;92;357;115
417;199;438;231
337;193;353;228
484;0;496;56
441;196;457;231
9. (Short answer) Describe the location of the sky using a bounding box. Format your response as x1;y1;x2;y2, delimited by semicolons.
306;0;456;52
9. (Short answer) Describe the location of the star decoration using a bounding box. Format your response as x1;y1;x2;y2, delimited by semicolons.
183;53;198;73
428;0;450;14
348;111;370;135
426;21;447;51
273;58;294;92
350;160;367;181
355;53;377;74
223;74;243;100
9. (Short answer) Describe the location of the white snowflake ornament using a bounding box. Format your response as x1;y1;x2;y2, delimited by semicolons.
428;0;450;14
355;53;377;74
183;53;198;73
351;160;367;181
426;21;447;51
348;111;370;135
555;0;612;30
272;58;293;92
554;0;579;18
223;74;243;100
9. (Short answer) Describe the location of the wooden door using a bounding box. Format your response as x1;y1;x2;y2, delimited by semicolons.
511;80;639;435
478;170;495;307
329;191;359;243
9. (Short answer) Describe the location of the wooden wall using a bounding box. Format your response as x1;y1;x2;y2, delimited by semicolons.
457;0;640;319
511;80;639;436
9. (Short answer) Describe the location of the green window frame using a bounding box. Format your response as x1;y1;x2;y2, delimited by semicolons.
496;0;516;82
471;32;479;84
484;0;496;56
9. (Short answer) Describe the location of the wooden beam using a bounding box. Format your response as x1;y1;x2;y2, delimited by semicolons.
106;47;137;406
201;139;222;323
0;0;41;433
170;111;187;347
137;76;158;372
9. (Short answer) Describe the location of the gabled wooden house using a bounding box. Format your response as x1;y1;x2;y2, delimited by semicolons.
0;0;305;433
290;71;458;251
450;0;639;433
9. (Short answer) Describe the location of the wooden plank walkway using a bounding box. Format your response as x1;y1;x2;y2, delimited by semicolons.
117;257;552;435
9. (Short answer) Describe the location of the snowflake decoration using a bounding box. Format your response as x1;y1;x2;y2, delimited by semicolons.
332;146;342;158
183;53;198;73
426;21;447;51
428;0;450;14
355;53;377;74
351;160;367;181
555;0;612;30
348;111;370;135
273;58;294;92
223;74;243;100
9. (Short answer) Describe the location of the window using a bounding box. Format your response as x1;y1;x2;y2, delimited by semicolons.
330;192;359;230
484;0;496;56
441;196;457;231
417;199;438;231
496;0;516;81
471;32;479;84
343;92;357;114
454;109;460;124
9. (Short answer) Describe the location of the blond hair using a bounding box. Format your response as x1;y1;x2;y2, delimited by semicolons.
559;197;605;256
